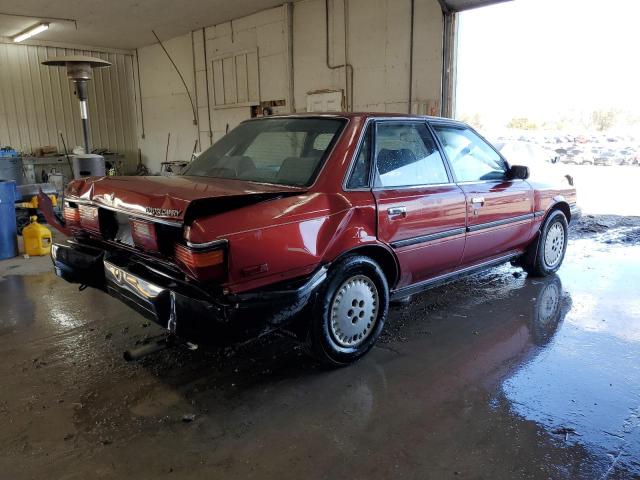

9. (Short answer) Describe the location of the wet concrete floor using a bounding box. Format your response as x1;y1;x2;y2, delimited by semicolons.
1;219;640;479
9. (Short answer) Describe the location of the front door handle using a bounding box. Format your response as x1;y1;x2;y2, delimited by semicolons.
471;196;485;206
387;206;407;218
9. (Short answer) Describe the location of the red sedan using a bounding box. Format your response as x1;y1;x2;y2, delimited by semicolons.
45;113;580;365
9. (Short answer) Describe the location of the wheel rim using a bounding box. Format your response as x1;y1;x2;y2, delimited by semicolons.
330;275;379;348
538;282;561;326
544;222;565;268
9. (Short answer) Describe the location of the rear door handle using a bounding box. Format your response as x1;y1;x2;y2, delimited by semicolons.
387;206;407;218
471;196;485;205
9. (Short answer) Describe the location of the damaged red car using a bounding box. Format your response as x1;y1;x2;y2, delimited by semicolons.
47;113;580;365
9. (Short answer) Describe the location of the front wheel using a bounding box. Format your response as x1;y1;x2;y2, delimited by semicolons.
308;255;389;367
522;210;569;277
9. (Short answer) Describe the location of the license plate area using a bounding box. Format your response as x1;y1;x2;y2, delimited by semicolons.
114;212;134;247
79;205;100;234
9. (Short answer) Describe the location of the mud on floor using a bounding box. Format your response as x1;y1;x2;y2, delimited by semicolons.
571;214;640;243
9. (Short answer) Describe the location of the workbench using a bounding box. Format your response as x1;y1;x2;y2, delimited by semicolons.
22;154;124;188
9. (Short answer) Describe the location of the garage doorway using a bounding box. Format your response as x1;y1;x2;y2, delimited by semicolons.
455;0;640;217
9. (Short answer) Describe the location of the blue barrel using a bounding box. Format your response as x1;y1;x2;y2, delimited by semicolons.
0;180;18;260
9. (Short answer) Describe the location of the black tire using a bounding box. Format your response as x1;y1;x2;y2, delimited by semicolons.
522;210;569;277
308;255;389;367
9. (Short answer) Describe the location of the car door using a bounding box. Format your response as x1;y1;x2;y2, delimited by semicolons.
430;122;534;266
368;120;467;287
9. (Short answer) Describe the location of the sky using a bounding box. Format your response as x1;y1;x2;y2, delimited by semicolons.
455;0;640;128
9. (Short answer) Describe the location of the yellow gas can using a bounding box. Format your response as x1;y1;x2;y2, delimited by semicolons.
23;216;52;256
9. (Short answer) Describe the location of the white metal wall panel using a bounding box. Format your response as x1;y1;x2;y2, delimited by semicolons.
306;90;344;112
0;43;137;171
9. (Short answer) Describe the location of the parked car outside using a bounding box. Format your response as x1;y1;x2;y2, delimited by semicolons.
493;140;559;164
495;140;575;186
616;147;637;166
41;114;580;366
561;152;593;165
594;156;614;166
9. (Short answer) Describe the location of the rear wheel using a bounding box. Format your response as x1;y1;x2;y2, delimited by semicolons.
522;210;568;277
308;255;389;367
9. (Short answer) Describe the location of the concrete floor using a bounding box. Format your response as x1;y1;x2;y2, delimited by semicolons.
1;217;640;479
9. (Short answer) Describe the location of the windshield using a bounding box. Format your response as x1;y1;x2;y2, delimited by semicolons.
183;117;346;186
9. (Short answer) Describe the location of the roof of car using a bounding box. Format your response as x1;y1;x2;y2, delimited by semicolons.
262;112;466;124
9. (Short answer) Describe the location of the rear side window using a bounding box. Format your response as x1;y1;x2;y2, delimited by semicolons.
431;124;506;182
346;125;372;189
374;122;449;188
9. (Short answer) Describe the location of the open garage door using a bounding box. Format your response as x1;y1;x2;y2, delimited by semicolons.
438;0;513;117
455;0;640;218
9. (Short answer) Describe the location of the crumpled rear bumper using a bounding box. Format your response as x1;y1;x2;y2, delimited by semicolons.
51;241;326;345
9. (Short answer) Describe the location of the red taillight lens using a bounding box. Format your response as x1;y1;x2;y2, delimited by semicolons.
130;219;159;251
175;247;224;268
63;204;80;226
174;243;226;281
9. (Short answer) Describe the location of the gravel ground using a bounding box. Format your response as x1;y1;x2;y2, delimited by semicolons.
570;214;640;243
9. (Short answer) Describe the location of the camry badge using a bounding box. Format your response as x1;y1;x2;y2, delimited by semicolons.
145;207;181;217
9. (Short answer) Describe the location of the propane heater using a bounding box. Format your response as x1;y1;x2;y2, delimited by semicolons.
42;55;111;178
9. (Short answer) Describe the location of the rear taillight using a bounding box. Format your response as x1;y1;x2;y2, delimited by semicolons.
174;243;226;282
63;203;80;226
130;219;159;251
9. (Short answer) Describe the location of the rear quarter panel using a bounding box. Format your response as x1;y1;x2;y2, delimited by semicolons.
187;191;380;293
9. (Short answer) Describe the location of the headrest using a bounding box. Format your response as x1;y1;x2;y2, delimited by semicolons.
276;157;318;185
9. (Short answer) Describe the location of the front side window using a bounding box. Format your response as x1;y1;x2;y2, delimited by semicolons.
183;118;346;186
431;124;506;182
374;122;449;188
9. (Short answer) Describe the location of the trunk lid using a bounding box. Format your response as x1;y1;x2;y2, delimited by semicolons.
66;175;305;224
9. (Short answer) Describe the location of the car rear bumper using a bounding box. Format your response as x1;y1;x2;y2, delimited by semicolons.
51;241;326;345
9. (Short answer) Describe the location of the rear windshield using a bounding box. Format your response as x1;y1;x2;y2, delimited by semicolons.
183;117;346;186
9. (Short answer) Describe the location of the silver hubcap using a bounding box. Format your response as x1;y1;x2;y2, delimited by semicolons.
538;283;561;325
330;275;379;348
544;222;565;267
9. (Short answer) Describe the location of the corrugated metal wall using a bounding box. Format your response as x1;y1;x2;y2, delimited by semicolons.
0;43;137;171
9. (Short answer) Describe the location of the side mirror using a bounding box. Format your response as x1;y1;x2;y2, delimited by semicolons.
507;165;529;180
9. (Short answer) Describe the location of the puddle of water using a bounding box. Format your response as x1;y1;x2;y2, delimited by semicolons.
501;237;640;475
0;275;36;335
0;273;124;338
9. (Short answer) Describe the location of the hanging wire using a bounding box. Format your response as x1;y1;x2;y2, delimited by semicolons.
151;30;198;126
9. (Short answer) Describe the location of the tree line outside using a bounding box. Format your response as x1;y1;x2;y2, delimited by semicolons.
457;109;639;134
